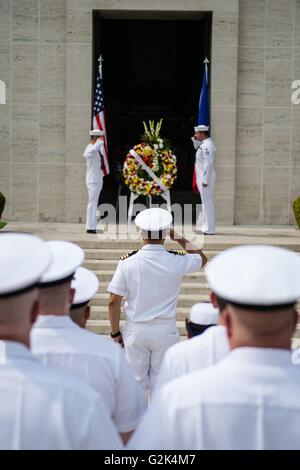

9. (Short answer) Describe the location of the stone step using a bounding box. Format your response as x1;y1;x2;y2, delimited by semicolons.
68;238;300;252
100;281;209;295
91;306;193;321
86;319;300;339
86;319;188;337
93;270;207;283
90;305;300;321
91;293;209;308
84;258;212;271
84;259;120;270
83;248;219;261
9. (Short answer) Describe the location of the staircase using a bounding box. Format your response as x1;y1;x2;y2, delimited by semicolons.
5;222;300;343
72;232;300;342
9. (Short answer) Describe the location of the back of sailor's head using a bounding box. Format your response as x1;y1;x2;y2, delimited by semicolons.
38;241;84;314
205;245;300;348
0;233;51;335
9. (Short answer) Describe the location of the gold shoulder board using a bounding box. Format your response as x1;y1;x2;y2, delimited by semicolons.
120;250;139;260
167;250;187;256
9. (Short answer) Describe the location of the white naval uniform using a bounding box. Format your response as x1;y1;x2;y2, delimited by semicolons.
155;325;229;390
0;341;122;450
83;139;104;230
130;348;300;450
107;245;201;394
195;137;216;234
31;315;146;433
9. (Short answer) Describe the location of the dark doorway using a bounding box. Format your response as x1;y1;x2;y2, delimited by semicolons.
93;11;212;211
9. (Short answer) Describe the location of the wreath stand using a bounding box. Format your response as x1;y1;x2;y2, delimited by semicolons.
127;190;171;230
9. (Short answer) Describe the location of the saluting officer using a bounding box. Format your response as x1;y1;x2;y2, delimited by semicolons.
107;208;207;398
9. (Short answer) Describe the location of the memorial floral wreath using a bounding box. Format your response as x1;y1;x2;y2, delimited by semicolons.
123;119;177;196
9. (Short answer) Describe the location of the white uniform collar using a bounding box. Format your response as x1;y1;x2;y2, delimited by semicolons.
224;347;292;367
34;315;78;329
1;340;37;361
200;137;210;145
141;245;166;251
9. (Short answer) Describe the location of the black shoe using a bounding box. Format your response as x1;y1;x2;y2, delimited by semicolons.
86;229;97;234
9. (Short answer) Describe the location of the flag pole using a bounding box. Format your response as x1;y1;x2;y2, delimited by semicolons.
204;57;209;82
98;54;103;77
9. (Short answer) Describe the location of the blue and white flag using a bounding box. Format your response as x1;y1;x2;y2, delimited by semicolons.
193;58;210;193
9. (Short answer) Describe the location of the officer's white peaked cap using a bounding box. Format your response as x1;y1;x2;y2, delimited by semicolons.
135;208;172;232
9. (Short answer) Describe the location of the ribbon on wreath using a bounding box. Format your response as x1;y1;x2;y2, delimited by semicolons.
129;149;168;193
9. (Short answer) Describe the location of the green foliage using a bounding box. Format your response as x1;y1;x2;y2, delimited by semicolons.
293;196;300;229
0;192;5;218
140;119;171;150
0;192;6;230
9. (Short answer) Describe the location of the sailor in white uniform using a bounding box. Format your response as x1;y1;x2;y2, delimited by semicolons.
69;266;99;328
155;302;229;390
31;244;145;444
185;302;219;338
129;245;300;450
83;129;105;233
192;124;216;235
0;233;122;450
107;208;207;398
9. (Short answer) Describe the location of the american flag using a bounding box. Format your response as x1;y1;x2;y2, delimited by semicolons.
93;55;110;176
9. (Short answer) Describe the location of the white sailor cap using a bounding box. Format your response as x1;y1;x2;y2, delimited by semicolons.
190;303;219;325
0;233;52;297
194;124;209;132
135;208;172;232
71;267;99;308
90;129;104;136
40;241;84;287
205;245;300;307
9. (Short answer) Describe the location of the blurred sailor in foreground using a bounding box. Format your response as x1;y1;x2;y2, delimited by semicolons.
69;266;99;328
129;245;300;450
185;302;219;338
108;208;207;398
31;244;145;444
0;234;121;450
155;301;228;390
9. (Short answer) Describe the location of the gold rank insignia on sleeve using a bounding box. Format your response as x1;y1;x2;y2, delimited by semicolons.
120;250;139;260
167;250;187;256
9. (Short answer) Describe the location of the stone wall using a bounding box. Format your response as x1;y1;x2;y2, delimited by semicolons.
0;0;66;222
236;0;300;224
1;0;298;225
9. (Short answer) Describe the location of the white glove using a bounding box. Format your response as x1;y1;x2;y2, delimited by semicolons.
191;137;201;150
